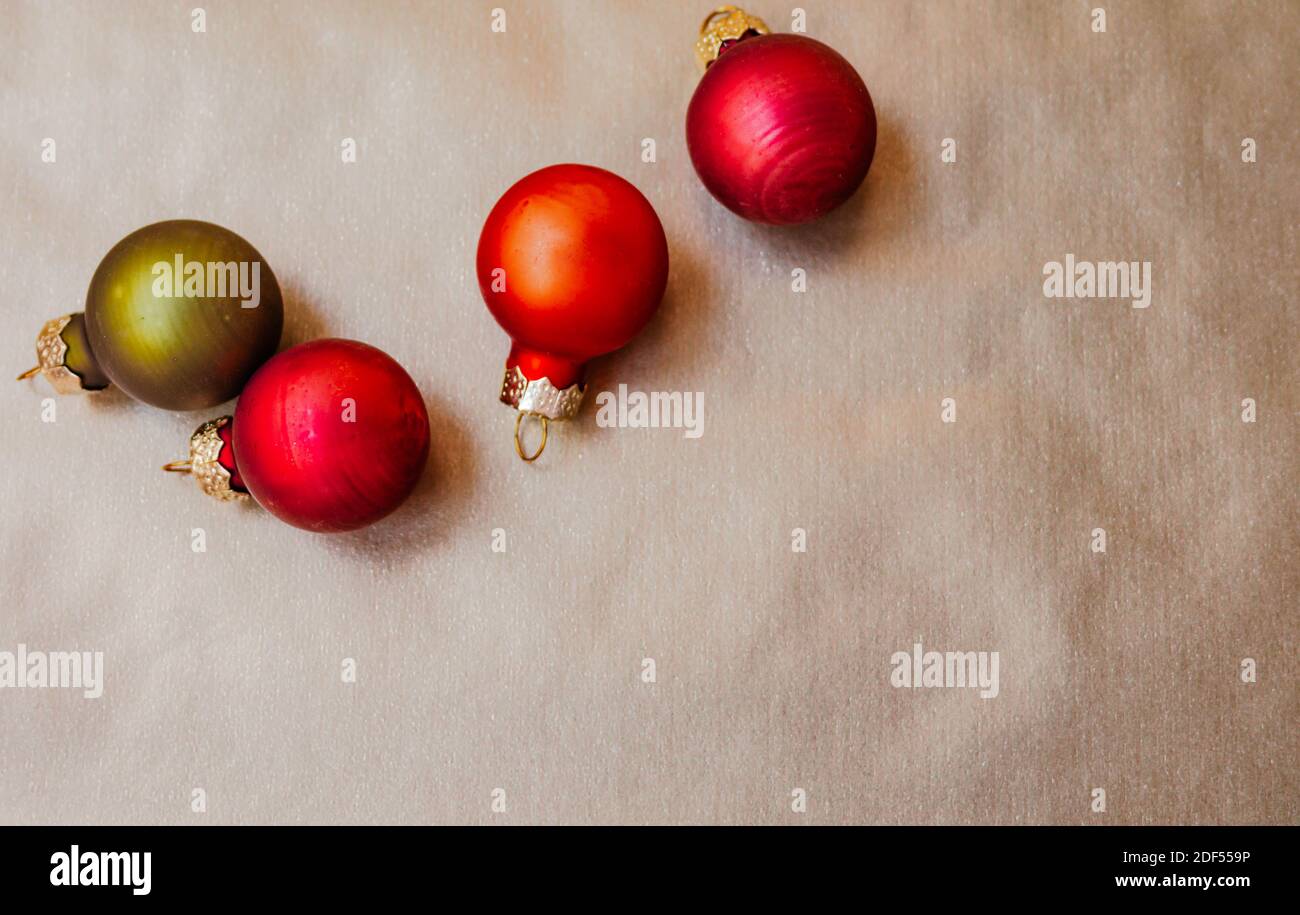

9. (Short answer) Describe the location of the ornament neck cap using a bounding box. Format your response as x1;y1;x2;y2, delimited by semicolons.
164;416;248;502
499;364;585;421
19;315;105;395
695;5;770;70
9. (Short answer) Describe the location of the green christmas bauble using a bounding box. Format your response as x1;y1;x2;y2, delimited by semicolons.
84;220;283;410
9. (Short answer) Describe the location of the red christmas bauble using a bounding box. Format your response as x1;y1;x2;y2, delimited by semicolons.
686;33;876;226
232;338;430;533
477;164;669;409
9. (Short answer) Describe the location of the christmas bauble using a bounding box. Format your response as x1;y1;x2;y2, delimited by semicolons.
477;163;669;460
230;339;429;533
686;9;876;225
83;219;283;410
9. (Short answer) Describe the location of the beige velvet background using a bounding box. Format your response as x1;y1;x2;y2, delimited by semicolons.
1;0;1295;825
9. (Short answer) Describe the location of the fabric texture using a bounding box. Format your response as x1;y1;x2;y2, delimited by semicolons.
0;0;1295;825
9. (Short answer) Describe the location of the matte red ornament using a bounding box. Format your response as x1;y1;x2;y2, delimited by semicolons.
686;10;877;226
230;339;430;533
477;163;669;461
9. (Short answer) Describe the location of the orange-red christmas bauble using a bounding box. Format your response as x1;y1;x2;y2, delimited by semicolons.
477;163;669;407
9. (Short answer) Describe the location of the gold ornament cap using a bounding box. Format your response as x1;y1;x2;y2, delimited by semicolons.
499;364;585;421
499;365;585;463
163;416;248;502
18;315;92;394
695;5;770;69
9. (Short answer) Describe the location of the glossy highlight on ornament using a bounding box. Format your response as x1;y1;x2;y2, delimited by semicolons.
686;8;877;226
477;163;669;462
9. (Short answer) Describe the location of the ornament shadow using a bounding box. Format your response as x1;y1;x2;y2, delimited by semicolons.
574;242;715;432
325;391;477;566
278;278;332;350
83;382;144;416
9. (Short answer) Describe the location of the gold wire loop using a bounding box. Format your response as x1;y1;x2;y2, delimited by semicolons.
16;366;40;381
161;460;193;474
513;412;549;463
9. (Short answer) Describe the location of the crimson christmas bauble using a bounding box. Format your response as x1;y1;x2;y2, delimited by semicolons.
686;15;876;226
231;339;429;532
477;163;668;458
